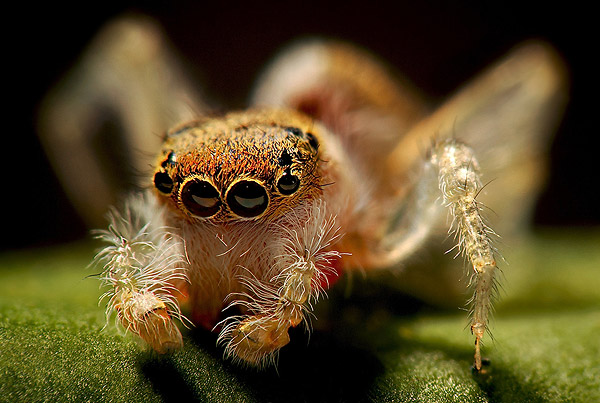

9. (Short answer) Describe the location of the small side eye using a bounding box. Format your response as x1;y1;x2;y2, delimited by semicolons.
161;151;177;168
154;171;174;194
277;172;300;195
305;132;319;150
226;180;269;218
180;178;221;217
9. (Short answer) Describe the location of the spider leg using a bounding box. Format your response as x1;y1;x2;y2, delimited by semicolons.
38;16;207;227
432;139;499;371
381;139;498;370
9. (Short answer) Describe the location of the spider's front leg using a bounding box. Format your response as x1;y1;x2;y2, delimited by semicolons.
218;203;342;366
382;138;499;370
95;195;189;353
431;139;499;371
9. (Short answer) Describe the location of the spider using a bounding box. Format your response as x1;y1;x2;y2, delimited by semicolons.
39;16;567;370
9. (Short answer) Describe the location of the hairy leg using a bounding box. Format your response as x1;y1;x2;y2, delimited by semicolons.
432;139;499;370
39;16;206;227
383;139;499;370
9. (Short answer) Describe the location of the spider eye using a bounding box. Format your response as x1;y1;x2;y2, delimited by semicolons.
154;171;174;194
226;180;268;218
305;132;319;150
277;172;300;195
181;179;221;217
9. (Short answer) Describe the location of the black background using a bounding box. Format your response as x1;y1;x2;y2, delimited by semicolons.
5;1;597;251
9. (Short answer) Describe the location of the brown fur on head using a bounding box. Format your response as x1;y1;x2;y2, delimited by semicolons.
153;109;325;223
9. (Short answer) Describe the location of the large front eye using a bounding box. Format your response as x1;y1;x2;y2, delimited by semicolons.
226;180;269;218
180;178;221;217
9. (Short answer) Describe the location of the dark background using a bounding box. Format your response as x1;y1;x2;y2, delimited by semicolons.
5;1;597;251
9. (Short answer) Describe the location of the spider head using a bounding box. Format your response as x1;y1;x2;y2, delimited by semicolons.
152;109;323;223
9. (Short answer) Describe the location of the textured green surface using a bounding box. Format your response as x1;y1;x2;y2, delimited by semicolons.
1;230;599;402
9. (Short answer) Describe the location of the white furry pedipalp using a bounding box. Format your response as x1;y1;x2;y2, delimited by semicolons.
93;192;190;352
215;200;344;367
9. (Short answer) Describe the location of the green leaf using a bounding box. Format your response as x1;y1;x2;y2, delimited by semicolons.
1;231;598;402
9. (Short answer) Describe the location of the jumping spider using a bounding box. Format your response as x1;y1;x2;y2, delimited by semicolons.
39;16;567;370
